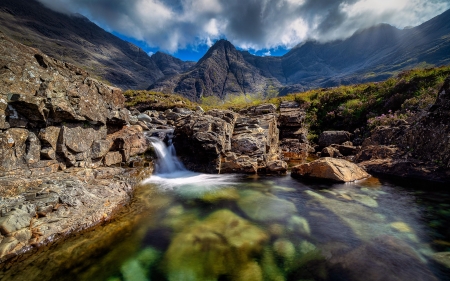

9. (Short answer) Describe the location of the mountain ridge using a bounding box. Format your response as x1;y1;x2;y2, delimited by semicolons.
0;0;187;90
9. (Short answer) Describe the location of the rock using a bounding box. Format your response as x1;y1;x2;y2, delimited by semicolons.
266;160;288;174
200;188;240;203
233;261;263;281
162;209;268;281
273;238;296;266
40;147;56;160
25;132;41;164
120;259;148;281
0;237;19;258
245;103;277;115
0;128;28;173
318;131;352;147
38;126;61;151
104;152;123;166
61;123;107;153
107;125;150;162
280;139;313;162
334;144;358;156
328;235;438;281
174;111;235;173
237;190;297;222
287;216;311;236
355;145;398;162
291;157;369;182
220;154;258;174
0;209;31;235
321;146;342;158
11;228;32;244
137;113;152;123
90;139;114;159
432;252;450;268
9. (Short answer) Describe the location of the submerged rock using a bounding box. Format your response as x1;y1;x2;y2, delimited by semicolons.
237;190;297;222
162;209;268;281
291;157;369;182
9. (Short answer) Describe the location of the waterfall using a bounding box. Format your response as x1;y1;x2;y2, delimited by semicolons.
148;136;186;174
143;135;237;190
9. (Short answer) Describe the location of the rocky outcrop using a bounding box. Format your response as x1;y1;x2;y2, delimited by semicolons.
173;104;287;174
0;33;155;260
277;101;312;163
291;157;369;182
356;76;450;182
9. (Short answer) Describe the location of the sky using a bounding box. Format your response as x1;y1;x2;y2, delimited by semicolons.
37;0;450;61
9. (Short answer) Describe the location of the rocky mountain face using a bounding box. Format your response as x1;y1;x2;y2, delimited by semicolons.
0;0;189;90
243;9;450;93
149;40;281;101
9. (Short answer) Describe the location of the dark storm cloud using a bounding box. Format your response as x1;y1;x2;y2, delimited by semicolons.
37;0;450;52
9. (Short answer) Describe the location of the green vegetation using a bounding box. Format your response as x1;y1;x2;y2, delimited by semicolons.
124;66;450;142
123;90;197;110
269;65;450;141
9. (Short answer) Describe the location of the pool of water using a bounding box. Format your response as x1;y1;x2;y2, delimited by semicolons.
1;172;449;281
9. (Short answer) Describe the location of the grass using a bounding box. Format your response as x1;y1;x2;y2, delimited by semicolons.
124;65;450;142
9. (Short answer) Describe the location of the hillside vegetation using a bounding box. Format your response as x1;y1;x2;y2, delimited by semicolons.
126;65;450;141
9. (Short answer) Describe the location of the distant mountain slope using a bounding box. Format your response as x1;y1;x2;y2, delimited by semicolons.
243;9;450;92
0;0;188;90
149;40;280;101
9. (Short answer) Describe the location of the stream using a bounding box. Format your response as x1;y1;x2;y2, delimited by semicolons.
1;138;449;281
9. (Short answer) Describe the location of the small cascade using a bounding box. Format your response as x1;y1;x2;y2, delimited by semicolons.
148;136;186;174
144;134;236;190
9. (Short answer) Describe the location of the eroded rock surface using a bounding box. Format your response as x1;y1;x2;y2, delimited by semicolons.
291;157;369;182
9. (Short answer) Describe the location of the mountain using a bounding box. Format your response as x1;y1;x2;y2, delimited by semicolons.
149;40;281;101
243;9;450;91
0;0;188;90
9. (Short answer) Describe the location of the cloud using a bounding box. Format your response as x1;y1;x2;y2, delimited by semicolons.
37;0;450;53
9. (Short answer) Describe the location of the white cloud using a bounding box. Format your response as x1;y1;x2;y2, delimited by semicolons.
37;0;450;53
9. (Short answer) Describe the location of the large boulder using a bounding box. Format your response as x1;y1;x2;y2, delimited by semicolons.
291;157;369;182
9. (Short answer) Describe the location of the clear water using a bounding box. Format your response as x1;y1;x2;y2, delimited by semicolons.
1;142;450;281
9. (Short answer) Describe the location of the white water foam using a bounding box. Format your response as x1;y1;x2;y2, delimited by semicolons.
143;137;236;191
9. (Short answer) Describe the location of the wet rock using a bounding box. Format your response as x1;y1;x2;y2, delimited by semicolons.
318;131;352;147
163;209;268;281
200;188;240;203
137;113;152;123
0;237;19;257
0;209;31;235
266;160;288;174
287;216;311;236
237;190;297;222
11;228;32;244
432;252;450;268
121;259;148;281
350;193;378;208
273;238;296;267
220;153;258;174
329;235;438;281
234;261;263;281
291;157;369;182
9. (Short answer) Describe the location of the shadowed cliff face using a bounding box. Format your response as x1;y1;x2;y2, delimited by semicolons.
149;40;281;101
0;0;191;90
